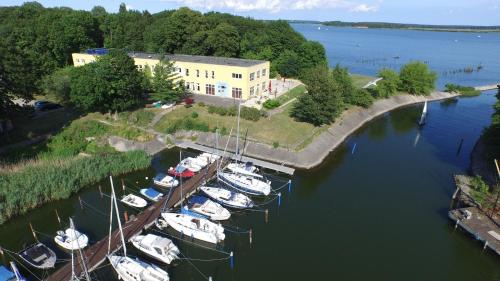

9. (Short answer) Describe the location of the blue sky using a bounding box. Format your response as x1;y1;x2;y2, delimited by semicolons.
3;0;500;25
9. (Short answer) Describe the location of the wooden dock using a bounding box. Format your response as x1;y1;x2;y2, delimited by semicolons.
475;84;500;91
46;159;224;281
177;141;295;175
449;207;500;256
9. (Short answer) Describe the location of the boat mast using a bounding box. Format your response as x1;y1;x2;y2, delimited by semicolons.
70;218;91;281
235;101;241;161
110;176;127;257
10;262;23;281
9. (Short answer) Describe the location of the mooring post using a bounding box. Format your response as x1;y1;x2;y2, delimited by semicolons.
98;185;103;198
121;178;126;192
55;209;61;225
249;228;253;244
265;209;269;223
29;222;38;241
123;211;129;222
278;193;282;207
209;277;212;281
455;219;459;229
288;179;292;193
483;241;488;250
230;251;234;269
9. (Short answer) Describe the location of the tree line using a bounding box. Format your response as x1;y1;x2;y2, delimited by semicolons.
0;2;326;117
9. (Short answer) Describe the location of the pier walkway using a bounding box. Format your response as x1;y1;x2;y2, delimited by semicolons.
475;84;500;91
177;141;295;175
46;159;223;281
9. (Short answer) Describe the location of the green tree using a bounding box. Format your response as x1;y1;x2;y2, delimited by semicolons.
398;62;437;95
351;88;374;108
69;49;145;112
151;56;185;102
331;64;355;104
41;66;74;104
205;23;240;57
291;65;343;126
375;68;400;98
275;50;301;78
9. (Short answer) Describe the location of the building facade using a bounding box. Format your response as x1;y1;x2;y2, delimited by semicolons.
72;50;270;100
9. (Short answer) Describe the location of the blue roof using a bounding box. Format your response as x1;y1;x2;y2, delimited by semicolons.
154;173;167;181
144;187;161;198
188;195;209;205
86;48;109;55
0;266;14;280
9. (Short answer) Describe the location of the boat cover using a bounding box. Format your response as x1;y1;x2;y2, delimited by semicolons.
144;188;161;198
188;195;209;205
154;173;167;181
0;266;14;280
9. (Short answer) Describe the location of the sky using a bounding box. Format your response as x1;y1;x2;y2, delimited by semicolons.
3;0;500;25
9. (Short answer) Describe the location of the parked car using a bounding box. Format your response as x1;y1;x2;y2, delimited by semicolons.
182;98;194;105
34;101;62;111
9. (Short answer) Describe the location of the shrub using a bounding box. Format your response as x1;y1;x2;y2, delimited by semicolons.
398;62;437;95
263;99;281;109
198;102;205;107
445;84;480;97
273;141;279;148
375;68;400;98
191;111;199;118
351;89;374;108
207;105;265;121
165;118;209;134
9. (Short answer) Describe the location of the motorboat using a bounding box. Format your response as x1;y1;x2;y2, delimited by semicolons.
0;262;26;281
54;228;89;250
218;172;271;196
199;153;220;163
185;195;231;221
158;212;225;244
18;243;56;269
168;165;195;178
179;158;202;172
108;254;169;281
140;187;163;202
185;157;208;168
121;194;148;208
130;234;180;264
200;186;254;209
153;173;179;188
226;162;263;178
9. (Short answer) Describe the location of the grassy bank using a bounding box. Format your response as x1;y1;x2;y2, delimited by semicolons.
0;151;151;224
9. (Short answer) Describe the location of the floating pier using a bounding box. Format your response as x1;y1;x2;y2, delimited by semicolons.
46;158;225;281
449;207;500;256
177;141;295;175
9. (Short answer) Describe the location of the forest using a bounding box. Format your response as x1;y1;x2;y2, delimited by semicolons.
0;2;326;117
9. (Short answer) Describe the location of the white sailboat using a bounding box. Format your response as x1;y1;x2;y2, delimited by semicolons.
54;218;89;250
158;212;225;244
200;186;254;209
218;172;271;196
419;101;428;126
107;176;170;281
131;234;180;264
185;195;231;221
226;162;262;178
179;158;203;172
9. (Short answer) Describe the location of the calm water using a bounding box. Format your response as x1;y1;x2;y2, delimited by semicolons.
292;23;500;88
1;27;500;281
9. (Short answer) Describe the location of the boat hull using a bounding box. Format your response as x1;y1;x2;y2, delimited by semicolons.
18;243;57;269
200;186;254;209
160;213;225;244
218;173;271;196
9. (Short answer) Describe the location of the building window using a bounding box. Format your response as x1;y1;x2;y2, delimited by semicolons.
186;82;190;90
196;70;199;77
196;83;200;91
191;82;195;91
262;82;266;91
206;84;215;95
177;67;182;73
232;73;242;79
232;87;242;99
250;73;255;81
262;69;267;77
257;70;260;78
211;71;215;79
185;69;189;76
250;86;254;96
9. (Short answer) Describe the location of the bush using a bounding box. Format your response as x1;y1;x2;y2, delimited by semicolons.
445;84;480;97
207;105;265;121
191;111;199;118
165;118;210;134
198;102;205;107
273;141;279;148
263;99;281;109
375;68;400;98
398;62;437;95
351;89;374;108
0;151;151;224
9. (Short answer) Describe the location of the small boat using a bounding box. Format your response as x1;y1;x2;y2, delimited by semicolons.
199;152;220;163
140;187;163;202
168;165;195;178
418;101;428;126
54;228;89;250
185;195;231;221
226;162;263;179
0;262;26;281
121;194;148;208
18;243;56;269
131;234;180;264
108;254;170;281
218;172;271;196
186;157;209;168
200;186;254;209
179;158;203;172
153;173;179;188
158;213;225;244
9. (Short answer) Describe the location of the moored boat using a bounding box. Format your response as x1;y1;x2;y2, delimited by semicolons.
218;172;271;196
179;158;203;172
140;187;163;202
226;162;262;178
54;228;89;250
185;195;231;221
18;243;56;269
121;194;148;208
200;186;254;209
158;212;225;244
108;254;170;281
168;165;195;178
130;234;180;264
153;173;179;188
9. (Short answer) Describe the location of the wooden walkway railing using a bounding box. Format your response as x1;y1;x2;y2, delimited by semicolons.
46;158;225;281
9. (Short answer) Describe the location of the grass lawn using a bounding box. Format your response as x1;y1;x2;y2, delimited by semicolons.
276;85;306;104
154;103;321;150
351;74;376;88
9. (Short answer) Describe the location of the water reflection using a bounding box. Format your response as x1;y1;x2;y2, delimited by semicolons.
440;98;459;108
367;114;389;140
389;106;421;133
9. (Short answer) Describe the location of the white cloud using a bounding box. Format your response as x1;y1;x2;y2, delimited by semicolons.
125;4;134;10
161;0;380;13
350;3;378;12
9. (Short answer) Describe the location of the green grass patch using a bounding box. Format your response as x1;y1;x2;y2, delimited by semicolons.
351;74;376;88
445;83;481;97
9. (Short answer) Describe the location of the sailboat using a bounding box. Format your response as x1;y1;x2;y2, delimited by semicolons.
107;176;170;281
418;101;428;126
200;186;254;209
183;195;231;221
131;234;180;264
158;212;225;244
54;218;89;250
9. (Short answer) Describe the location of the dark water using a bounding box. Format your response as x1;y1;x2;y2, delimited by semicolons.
291;23;500;88
1;92;499;281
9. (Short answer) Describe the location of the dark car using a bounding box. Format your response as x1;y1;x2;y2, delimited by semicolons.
34;101;62;111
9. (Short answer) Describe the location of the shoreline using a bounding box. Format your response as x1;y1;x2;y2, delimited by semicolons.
191;91;459;169
470;135;496;187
